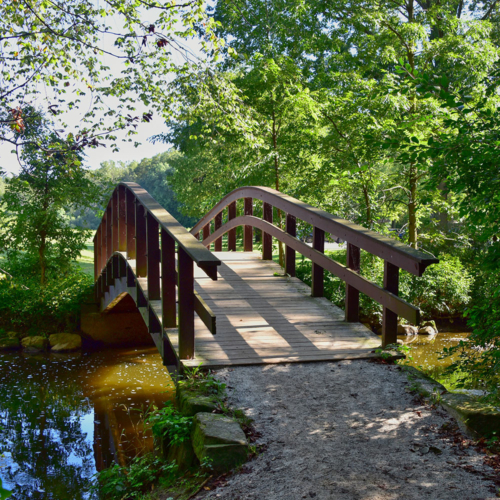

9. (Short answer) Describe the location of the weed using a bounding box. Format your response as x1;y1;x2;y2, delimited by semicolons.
146;402;193;446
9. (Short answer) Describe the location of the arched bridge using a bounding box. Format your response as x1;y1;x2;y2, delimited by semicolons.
93;183;438;373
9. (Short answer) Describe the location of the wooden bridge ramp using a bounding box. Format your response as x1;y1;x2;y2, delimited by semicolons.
167;252;380;369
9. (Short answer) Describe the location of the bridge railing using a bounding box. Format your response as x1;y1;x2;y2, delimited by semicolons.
93;182;221;362
191;186;438;347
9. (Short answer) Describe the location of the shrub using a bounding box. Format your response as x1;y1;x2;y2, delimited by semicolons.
146;402;193;446
0;255;93;334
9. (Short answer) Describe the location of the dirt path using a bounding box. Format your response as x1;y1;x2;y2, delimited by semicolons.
196;361;498;500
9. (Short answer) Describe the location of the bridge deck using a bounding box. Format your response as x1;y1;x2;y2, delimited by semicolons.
166;252;381;369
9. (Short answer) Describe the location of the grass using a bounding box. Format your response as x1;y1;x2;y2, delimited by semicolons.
75;242;94;276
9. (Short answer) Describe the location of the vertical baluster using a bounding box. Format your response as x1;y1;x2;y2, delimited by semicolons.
382;262;399;347
228;201;237;251
96;226;102;276
106;204;112;260
262;202;273;260
135;203;147;277
161;229;176;328
214;212;222;251
244;197;253;252
312;227;325;297
118;185;127;251
285;214;296;277
345;243;360;322
178;247;195;359
126;189;136;259
203;222;210;250
147;213;160;300
112;189;119;252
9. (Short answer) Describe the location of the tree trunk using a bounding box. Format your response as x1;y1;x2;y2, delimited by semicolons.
39;232;46;286
408;163;418;247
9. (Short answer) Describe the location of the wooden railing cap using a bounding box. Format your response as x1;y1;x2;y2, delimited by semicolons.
191;186;438;276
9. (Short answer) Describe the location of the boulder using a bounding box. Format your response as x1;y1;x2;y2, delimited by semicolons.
191;413;248;472
0;337;21;351
49;333;81;352
397;324;418;336
21;336;49;351
177;380;219;417
6;331;19;339
418;326;437;336
421;320;438;332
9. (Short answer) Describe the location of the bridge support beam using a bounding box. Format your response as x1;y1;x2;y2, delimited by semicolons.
312;227;324;297
244;197;253;252
228;201;237;251
345;243;360;322
262;202;273;260
382;262;399;347
214;212;223;251
161;229;176;328
285;214;296;277
178;247;195;359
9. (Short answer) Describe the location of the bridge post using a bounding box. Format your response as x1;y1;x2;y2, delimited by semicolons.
382;262;399;347
312;227;325;297
147;213;160;300
106;204;112;261
203;223;210;250
126;189;136;259
95;226;101;277
345;243;360;322
118;185;127;252
244;198;253;252
112;189;119;252
178;247;195;359
228;201;237;251
161;229;176;328
135;203;147;277
262;202;273;260
285;214;296;277
214;212;223;251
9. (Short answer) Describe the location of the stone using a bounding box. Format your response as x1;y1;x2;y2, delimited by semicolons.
166;440;196;471
6;331;19;339
21;336;48;351
0;337;21;351
418;326;437;336
191;413;248;472
422;320;438;331
177;380;219;417
397;325;418;336
49;333;81;351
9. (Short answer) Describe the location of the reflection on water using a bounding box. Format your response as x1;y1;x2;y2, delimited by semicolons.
0;348;175;499
400;330;469;371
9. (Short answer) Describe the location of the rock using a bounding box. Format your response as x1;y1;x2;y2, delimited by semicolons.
166;440;196;471
191;413;248;472
421;320;438;332
21;336;49;351
6;331;19;339
397;325;418;336
0;337;21;351
177;380;219;417
418;326;437;336
49;333;81;352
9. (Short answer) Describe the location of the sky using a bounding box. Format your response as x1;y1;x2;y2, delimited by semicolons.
0;6;206;175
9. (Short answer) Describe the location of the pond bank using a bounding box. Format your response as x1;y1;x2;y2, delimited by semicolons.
192;361;498;500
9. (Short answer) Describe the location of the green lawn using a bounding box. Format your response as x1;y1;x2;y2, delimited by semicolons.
76;242;94;276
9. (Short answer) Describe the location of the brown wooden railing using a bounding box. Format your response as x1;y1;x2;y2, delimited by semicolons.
93;182;221;371
191;186;438;347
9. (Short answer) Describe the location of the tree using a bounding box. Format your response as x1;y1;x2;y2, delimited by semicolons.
0;110;100;284
0;0;219;158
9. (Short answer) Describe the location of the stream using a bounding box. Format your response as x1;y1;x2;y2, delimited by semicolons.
0;331;469;499
0;347;175;499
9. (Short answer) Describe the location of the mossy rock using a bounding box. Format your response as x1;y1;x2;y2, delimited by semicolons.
177;380;219;417
441;393;500;439
191;413;248;472
49;333;82;352
166;440;197;471
0;337;21;351
21;336;48;351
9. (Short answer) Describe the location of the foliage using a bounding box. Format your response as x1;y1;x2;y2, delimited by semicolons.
94;455;178;500
0;0;220;157
181;365;226;397
0;110;100;284
146;402;193;447
0;257;93;334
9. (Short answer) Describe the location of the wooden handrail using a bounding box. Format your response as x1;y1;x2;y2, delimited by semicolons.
191;186;437;276
93;182;221;371
191;186;439;347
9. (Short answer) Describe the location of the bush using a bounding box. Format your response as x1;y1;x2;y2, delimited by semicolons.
296;251;472;323
146;402;193;446
0;254;93;334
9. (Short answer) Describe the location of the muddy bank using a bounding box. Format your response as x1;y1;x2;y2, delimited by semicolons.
195;361;497;500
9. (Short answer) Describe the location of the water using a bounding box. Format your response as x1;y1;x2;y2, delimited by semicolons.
399;330;469;371
0;348;175;499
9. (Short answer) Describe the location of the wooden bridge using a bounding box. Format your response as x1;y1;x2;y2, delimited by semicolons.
93;183;438;373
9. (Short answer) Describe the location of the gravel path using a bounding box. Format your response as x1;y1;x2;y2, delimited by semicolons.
196;361;497;500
